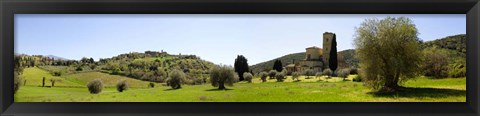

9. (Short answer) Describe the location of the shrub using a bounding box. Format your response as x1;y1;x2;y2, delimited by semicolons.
292;72;301;81
349;68;358;75
149;82;155;88
167;70;185;89
352;75;362;82
268;70;277;79
50;79;56;87
87;79;104;94
448;63;466;78
243;72;253;83
315;72;322;79
275;73;285;82
259;72;268;82
52;71;63;76
116;80;128;92
323;69;333;77
337;69;350;79
13;75;21;94
210;65;236;90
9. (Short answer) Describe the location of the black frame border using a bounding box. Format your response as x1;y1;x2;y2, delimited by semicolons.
1;0;479;116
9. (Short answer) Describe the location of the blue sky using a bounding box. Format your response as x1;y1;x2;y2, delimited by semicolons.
15;14;466;66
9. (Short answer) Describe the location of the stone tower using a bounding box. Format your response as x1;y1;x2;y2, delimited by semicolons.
323;32;335;69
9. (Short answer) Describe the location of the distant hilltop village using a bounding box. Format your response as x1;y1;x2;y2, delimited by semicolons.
284;32;337;74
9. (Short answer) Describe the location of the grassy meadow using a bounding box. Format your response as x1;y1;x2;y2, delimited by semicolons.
15;67;466;102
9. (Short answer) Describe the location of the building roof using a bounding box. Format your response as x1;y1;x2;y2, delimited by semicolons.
306;46;321;49
285;64;296;68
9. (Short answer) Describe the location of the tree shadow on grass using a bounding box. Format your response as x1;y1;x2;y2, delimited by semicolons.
368;87;466;98
164;88;180;91
205;88;234;91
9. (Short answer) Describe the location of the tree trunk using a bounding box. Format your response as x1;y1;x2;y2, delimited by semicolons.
218;82;226;90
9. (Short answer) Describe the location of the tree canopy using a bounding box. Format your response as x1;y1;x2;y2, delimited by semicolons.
354;17;422;92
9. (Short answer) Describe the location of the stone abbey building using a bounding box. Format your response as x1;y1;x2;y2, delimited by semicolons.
284;32;337;74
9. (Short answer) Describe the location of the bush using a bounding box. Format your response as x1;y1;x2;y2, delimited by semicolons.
259;72;268;82
352;75;362;82
167;70;185;89
52;71;63;76
268;70;277;79
210;65;236;90
292;72;300;81
349;68;358;75
448;63;466;78
13;75;21;94
337;69;350;79
116;80;128;92
87;79;104;94
315;72;322;78
243;72;253;83
275;73;285;82
323;69;333;76
149;82;155;88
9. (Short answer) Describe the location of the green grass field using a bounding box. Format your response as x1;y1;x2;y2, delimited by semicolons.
15;67;466;102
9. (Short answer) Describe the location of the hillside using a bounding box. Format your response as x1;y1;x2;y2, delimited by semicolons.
421;34;466;54
20;67;152;88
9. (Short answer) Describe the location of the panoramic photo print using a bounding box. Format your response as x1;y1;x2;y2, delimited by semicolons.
14;14;466;102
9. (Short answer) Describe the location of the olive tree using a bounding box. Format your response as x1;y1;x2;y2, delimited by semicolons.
268;70;277;79
354;17;422;92
167;70;186;89
291;72;301;81
243;72;253;83
210;65;237;90
259;72;268;82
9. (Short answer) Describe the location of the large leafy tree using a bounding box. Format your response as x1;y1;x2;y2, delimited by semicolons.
234;55;249;81
210;65;237;90
354;17;422;92
273;59;283;72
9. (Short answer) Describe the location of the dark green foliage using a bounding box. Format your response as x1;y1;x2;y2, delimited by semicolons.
87;79;104;94
329;34;338;71
210;65;237;90
259;72;268;82
349;68;358;75
352;75;362;82
234;55;249;81
421;34;466;55
448;63;466;78
167;70;185;89
149;82;155;88
50;79;56;87
268;70;277;79
116;80;128;92
13;74;21;94
243;72;253;83
422;46;450;78
273;60;283;72
275;73;285;82
52;71;63;76
42;77;46;87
